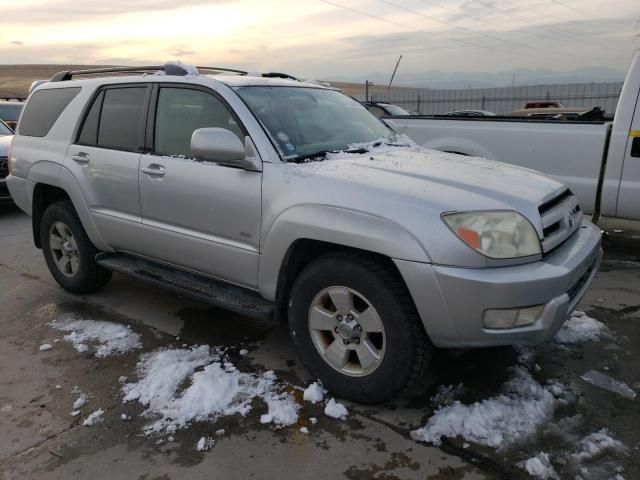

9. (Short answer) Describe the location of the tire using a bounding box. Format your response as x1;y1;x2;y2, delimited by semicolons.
40;200;112;294
288;251;432;404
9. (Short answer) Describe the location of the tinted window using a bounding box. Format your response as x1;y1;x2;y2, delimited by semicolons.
19;88;79;137
97;87;146;151
154;87;243;157
0;103;23;122
366;105;386;118
78;91;104;145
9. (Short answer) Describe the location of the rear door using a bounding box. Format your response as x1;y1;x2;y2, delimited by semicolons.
66;84;150;251
138;84;262;287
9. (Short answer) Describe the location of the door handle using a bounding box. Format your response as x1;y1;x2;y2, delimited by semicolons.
141;164;166;177
72;153;90;164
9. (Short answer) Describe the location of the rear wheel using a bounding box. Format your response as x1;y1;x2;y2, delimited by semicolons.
40;201;112;294
288;252;432;404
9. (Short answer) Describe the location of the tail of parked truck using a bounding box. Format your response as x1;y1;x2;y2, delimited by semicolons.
387;54;640;222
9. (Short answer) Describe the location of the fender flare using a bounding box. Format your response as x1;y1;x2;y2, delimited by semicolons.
258;204;430;300
27;160;111;251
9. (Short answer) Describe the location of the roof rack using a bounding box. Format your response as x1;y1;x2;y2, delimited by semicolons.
50;64;249;82
49;63;299;82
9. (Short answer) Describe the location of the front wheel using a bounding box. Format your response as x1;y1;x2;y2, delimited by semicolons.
40;201;112;294
288;252;432;404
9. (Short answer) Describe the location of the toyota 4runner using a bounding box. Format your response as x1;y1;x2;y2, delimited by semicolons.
6;63;602;403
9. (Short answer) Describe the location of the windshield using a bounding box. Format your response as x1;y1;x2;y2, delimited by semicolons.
382;104;410;116
0;121;12;135
235;86;393;160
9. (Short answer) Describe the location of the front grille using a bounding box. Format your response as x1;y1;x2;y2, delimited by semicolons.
538;189;583;254
0;157;7;179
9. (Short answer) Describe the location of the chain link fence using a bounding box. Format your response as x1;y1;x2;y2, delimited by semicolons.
354;81;624;116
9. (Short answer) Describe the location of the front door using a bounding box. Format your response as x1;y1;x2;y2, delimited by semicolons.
66;85;150;251
138;85;262;287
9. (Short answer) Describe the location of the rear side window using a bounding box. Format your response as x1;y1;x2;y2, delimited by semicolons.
78;86;147;151
19;88;80;137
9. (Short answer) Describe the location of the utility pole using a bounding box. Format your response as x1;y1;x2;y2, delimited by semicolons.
387;55;403;93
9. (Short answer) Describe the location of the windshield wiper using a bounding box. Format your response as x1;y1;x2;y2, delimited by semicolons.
288;147;369;163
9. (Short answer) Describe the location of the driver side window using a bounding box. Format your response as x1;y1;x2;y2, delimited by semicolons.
154;87;244;157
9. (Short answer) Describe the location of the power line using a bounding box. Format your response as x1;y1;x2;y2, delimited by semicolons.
319;0;626;62
470;0;609;45
380;0;615;60
467;0;623;48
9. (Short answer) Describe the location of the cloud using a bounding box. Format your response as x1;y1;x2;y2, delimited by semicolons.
3;0;237;24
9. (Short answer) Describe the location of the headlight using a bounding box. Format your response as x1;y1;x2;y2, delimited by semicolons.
443;211;541;259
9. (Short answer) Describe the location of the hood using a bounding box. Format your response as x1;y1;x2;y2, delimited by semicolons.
286;145;565;233
0;135;12;157
266;144;571;268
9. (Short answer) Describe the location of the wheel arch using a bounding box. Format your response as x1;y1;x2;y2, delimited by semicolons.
260;205;430;323
27;161;110;251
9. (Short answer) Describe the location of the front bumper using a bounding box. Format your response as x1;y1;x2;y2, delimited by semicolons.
395;221;602;348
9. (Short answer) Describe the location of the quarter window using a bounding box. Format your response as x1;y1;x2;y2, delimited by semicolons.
19;88;80;137
154;87;244;157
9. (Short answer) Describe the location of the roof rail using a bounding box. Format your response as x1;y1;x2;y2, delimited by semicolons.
49;63;299;82
49;63;251;82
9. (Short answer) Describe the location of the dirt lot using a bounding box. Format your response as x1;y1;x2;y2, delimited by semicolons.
0;201;638;480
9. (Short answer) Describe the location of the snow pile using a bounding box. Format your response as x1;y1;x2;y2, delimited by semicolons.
554;311;608;344
50;317;141;357
83;409;104;426
411;367;566;449
122;346;299;435
324;398;348;420
519;452;558;479
39;343;52;351
303;382;324;404
155;60;200;77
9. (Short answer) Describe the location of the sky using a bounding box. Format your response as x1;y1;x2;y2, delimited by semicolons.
1;0;639;84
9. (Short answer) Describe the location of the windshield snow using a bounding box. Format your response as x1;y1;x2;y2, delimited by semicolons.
235;86;393;161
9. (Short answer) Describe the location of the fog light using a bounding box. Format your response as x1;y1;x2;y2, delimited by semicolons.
483;305;545;330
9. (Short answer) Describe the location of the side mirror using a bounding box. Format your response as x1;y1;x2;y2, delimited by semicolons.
190;128;261;171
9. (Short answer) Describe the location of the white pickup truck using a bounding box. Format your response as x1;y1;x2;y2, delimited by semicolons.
387;54;640;222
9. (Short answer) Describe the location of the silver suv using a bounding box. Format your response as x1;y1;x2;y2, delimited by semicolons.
7;63;602;403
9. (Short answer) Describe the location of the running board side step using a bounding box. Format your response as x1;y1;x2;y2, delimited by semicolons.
95;253;274;322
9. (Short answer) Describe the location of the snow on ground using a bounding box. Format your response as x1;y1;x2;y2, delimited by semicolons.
50;316;141;357
519;452;558;479
122;346;300;435
411;367;567;449
324;398;348;420
83;409;104;426
430;383;465;407
39;343;52;351
73;393;87;410
570;429;627;463
303;381;324;404
554;311;609;344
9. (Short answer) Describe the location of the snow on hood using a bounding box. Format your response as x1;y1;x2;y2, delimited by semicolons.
0;134;12;157
283;138;564;229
